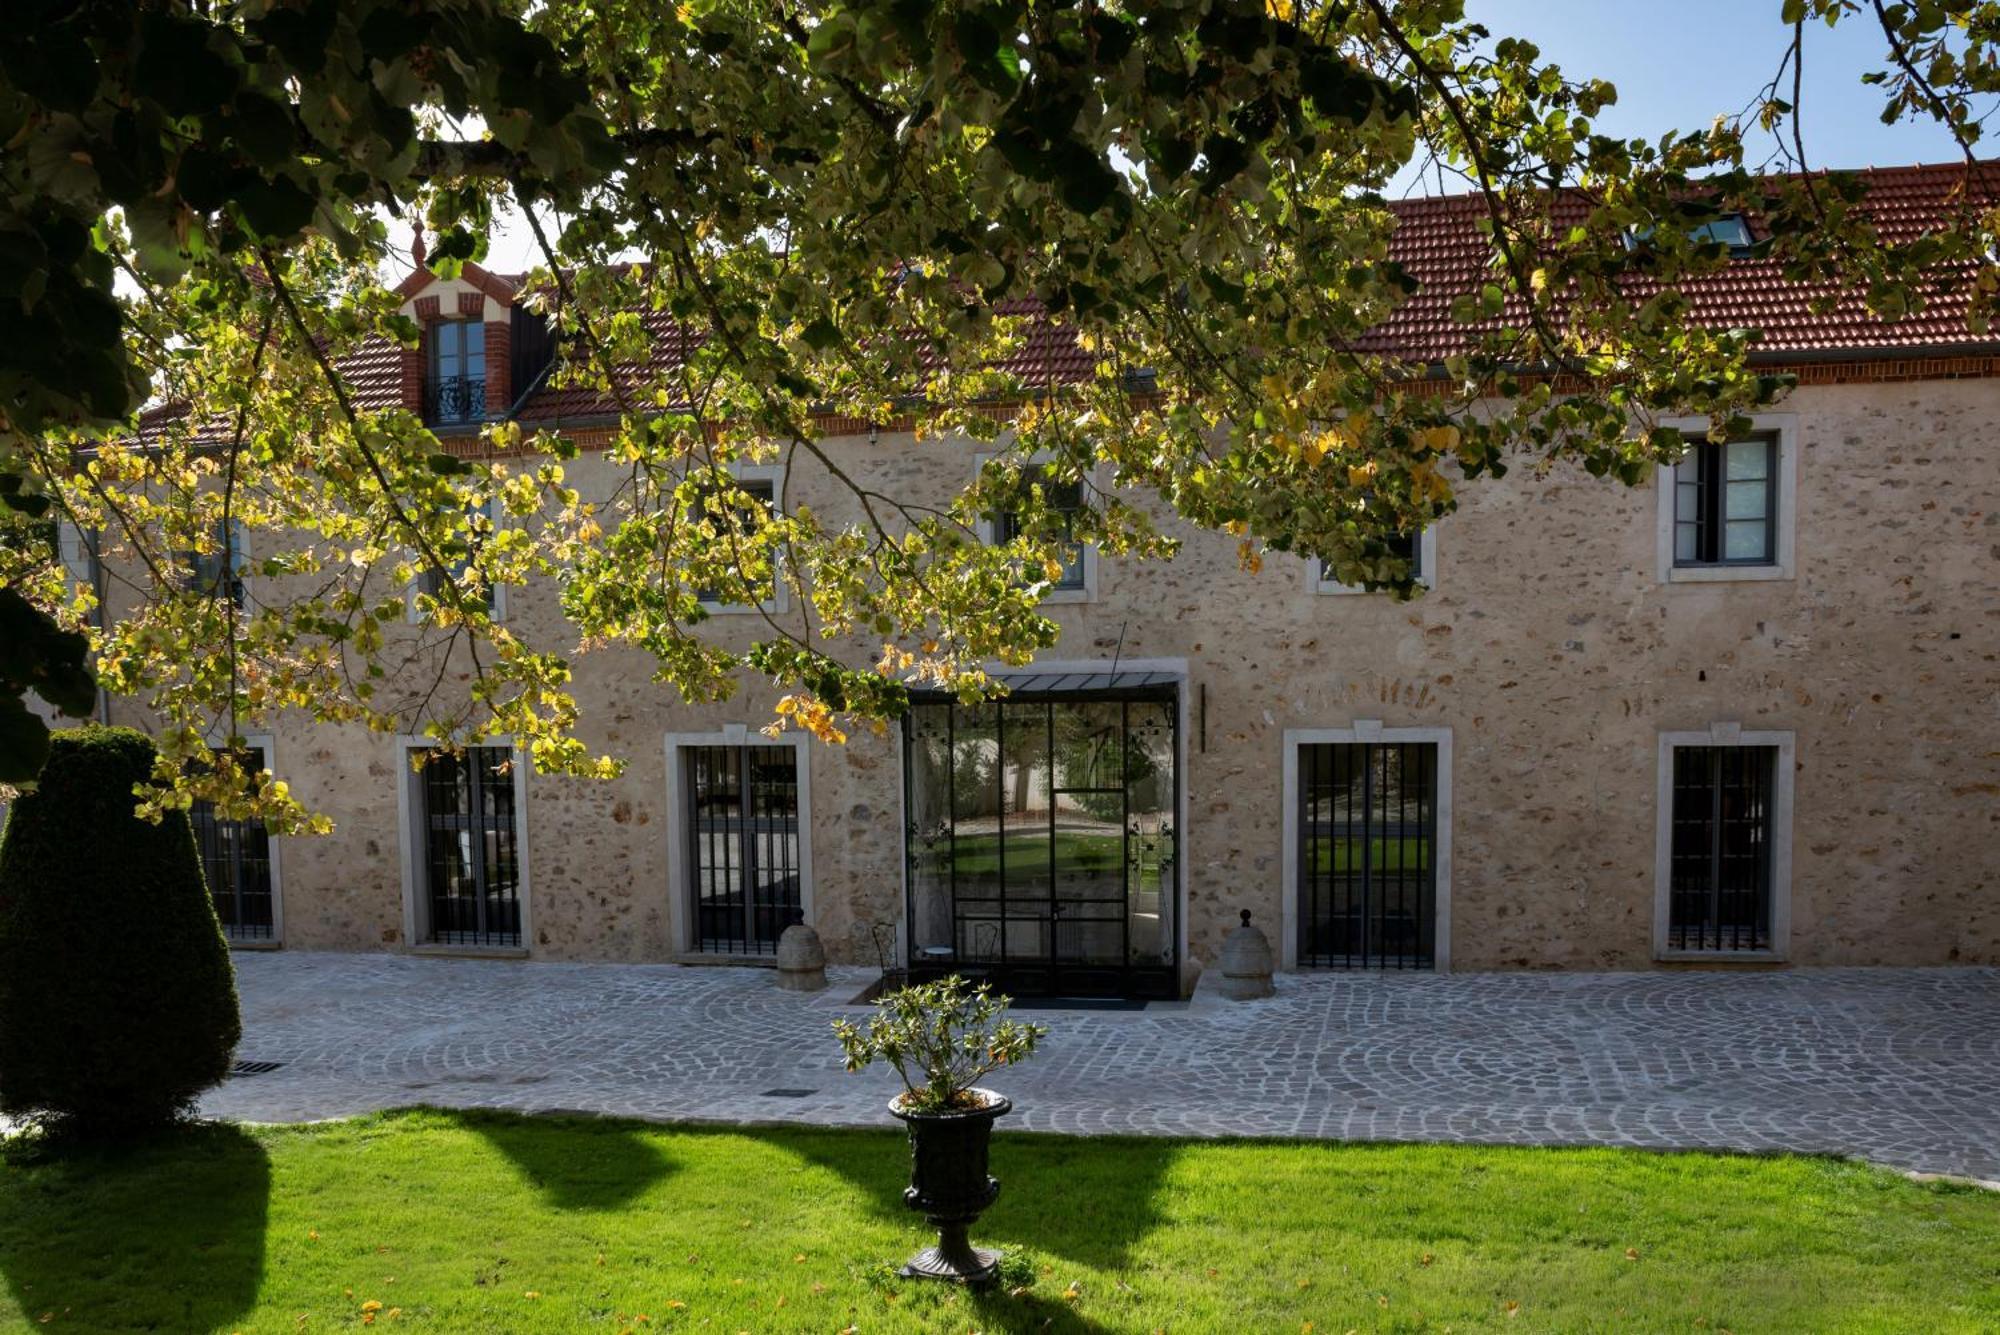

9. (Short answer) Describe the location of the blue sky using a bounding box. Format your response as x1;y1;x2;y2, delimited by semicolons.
1398;0;1982;194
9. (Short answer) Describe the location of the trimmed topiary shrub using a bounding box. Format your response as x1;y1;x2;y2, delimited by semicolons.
0;725;240;1135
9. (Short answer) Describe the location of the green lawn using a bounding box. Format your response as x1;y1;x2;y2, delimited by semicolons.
3;1109;1997;1333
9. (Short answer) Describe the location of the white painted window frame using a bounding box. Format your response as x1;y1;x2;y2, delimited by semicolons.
662;725;815;956
1279;721;1454;972
394;735;533;955
1655;413;1799;583
1653;723;1795;963
198;728;285;948
972;450;1099;605
1309;525;1440;596
695;462;791;617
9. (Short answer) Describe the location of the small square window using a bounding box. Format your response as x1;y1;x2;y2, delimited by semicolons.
1316;528;1430;594
183;519;249;609
994;476;1087;592
694;474;780;608
1673;437;1777;568
415;501;502;617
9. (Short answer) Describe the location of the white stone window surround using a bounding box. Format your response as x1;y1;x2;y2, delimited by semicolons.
1653;723;1796;963
393;735;534;957
971;449;1100;605
662;725;816;957
1278;721;1455;972
199;728;286;949
1308;524;1440;596
1655;412;1799;583
695;461;791;616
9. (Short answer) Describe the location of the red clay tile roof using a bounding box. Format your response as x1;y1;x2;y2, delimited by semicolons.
132;161;2000;441
1356;161;2000;362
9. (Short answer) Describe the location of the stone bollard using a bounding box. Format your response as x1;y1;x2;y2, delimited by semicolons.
1216;909;1275;1000
775;919;828;992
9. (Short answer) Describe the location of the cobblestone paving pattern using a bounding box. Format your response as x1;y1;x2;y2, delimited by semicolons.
201;953;2000;1181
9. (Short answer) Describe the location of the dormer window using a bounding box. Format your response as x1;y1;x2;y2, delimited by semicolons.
428;319;487;426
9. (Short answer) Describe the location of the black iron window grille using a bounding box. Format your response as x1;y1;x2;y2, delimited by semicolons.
993;475;1087;591
685;744;802;955
1297;741;1437;969
418;746;521;947
426;319;487;426
191;744;275;941
1674;436;1778;566
903;686;1180;998
1668;745;1776;951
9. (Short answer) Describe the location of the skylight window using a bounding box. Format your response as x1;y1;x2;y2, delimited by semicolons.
1624;212;1757;258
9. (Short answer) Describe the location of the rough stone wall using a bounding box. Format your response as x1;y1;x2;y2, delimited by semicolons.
107;379;1999;974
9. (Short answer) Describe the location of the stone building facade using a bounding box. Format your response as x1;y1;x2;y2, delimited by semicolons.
59;169;2000;997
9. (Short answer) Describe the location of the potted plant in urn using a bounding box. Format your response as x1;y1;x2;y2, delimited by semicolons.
833;976;1047;1285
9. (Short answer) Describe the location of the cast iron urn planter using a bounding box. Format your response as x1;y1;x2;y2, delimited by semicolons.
888;1088;1013;1285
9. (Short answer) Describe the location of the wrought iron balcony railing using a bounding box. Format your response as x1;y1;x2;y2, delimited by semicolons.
427;375;487;426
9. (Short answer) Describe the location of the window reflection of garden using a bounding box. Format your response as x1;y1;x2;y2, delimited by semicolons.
906;694;1176;976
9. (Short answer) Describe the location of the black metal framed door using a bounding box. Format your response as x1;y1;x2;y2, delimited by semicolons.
190;744;275;941
904;685;1179;998
1297;741;1437;969
685;744;802;955
1668;745;1775;951
420;746;521;947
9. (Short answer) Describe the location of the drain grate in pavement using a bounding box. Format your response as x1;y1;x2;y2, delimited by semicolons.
760;1088;817;1099
229;1060;286;1077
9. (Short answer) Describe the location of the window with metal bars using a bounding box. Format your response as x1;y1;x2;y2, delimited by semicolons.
418;746;521;946
1297;741;1437;969
191;744;275;941
1668;745;1776;951
684;744;802;955
1674;436;1778;567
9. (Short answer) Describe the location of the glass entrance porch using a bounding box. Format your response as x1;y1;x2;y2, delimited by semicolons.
903;680;1179;998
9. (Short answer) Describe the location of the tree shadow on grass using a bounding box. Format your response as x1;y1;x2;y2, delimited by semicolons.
0;1121;269;1332
457;1108;677;1210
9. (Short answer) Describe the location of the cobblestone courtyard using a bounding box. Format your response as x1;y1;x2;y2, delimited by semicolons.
202;953;2000;1182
